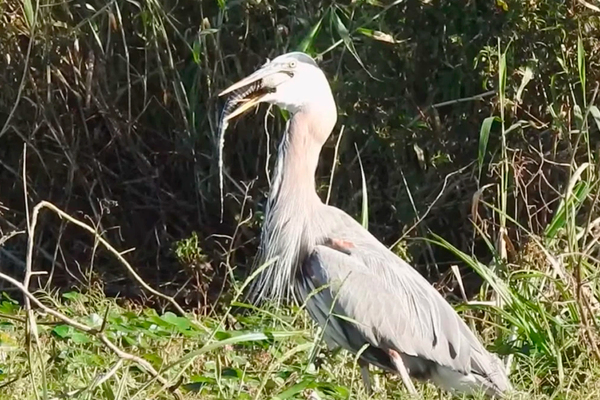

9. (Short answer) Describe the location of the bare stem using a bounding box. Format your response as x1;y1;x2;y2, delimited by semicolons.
27;201;185;316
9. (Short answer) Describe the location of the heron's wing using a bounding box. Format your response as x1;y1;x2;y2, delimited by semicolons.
299;220;511;393
298;244;473;374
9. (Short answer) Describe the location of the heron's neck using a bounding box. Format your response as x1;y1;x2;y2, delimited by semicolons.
250;108;334;303
272;113;324;205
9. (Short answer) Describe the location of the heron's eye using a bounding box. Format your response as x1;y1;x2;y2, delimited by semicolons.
288;60;297;68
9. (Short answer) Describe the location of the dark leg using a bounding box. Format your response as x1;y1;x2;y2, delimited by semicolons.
358;358;372;395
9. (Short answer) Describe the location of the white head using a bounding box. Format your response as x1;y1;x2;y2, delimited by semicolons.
219;52;336;121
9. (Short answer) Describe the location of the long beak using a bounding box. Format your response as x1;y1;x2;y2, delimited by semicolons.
219;64;276;97
222;92;266;122
219;63;290;123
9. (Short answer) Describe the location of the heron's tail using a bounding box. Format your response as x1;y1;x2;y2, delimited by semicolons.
471;349;513;397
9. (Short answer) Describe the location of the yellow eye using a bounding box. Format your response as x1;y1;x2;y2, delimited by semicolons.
289;60;297;68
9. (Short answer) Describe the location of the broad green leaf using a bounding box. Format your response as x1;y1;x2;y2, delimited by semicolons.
0;300;18;314
70;332;91;344
148;315;171;328
143;353;163;367
52;325;71;338
314;382;350;397
330;9;377;80
189;375;216;383
62;291;81;300
20;0;34;30
221;367;242;379
297;15;324;54
160;311;192;331
273;377;313;399
356;28;398;44
192;40;202;65
183;375;215;392
478;116;497;176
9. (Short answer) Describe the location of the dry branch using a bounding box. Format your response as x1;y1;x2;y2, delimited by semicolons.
27;201;186;315
0;270;183;400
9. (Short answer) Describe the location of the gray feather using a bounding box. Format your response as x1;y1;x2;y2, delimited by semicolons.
297;207;511;396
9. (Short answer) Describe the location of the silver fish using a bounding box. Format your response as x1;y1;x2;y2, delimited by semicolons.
217;81;263;220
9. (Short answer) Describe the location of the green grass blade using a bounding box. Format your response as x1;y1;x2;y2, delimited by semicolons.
544;164;592;241
425;233;513;306
297;14;325;55
578;34;586;104
330;8;378;81
20;0;34;30
355;144;369;229
478;116;496;178
164;330;306;371
273;377;314;399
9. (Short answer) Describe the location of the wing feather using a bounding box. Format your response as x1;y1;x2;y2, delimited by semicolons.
298;208;510;393
299;244;471;375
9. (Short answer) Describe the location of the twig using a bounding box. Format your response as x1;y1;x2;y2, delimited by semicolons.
577;0;600;12
0;230;25;247
0;271;183;400
390;162;474;248
431;90;495;108
0;312;62;326
50;359;124;399
22;144;47;399
0;272;95;332
407;91;496;127
98;334;177;392
0;371;31;390
326;125;345;205
27;201;186;316
0;0;39;141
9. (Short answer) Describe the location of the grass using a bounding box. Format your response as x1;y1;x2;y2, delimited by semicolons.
0;283;599;399
1;0;600;399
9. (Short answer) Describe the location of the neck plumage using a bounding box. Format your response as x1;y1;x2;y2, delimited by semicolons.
249;108;332;304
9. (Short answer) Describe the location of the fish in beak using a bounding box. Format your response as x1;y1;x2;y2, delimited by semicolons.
218;61;294;123
216;58;295;220
215;61;288;219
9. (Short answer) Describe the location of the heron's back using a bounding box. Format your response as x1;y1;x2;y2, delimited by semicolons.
298;204;511;397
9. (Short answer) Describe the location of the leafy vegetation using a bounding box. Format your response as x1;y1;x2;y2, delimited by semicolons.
1;0;600;399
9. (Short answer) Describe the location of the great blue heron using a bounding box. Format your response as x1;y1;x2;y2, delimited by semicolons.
218;52;512;397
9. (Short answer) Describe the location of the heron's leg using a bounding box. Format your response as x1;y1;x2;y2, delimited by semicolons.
358;358;372;396
388;349;418;396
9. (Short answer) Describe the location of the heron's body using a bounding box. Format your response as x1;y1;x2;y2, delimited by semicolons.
219;52;512;397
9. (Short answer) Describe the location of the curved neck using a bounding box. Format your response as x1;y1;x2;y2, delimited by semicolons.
251;107;335;303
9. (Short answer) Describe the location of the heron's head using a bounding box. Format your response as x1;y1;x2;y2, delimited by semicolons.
219;52;335;125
